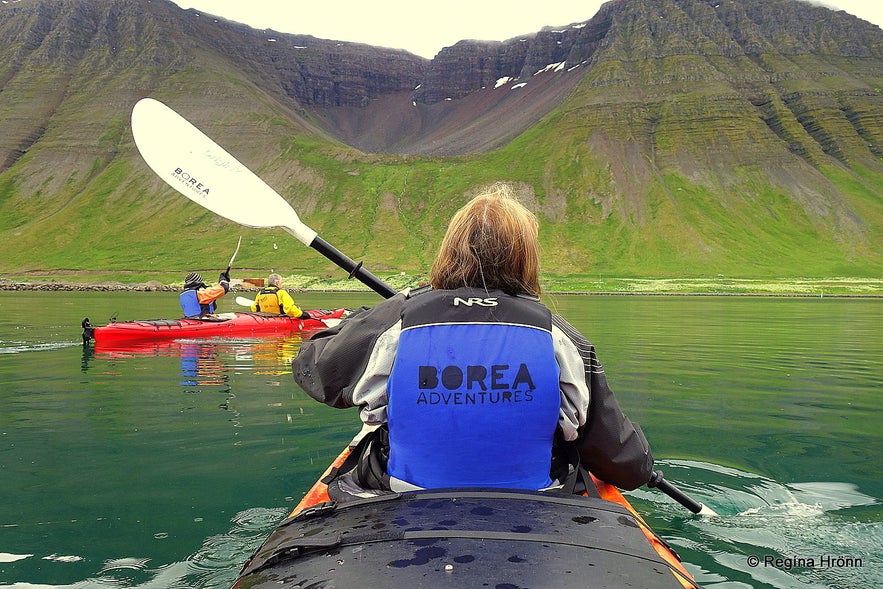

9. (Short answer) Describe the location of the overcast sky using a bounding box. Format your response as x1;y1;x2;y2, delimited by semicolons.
170;1;883;59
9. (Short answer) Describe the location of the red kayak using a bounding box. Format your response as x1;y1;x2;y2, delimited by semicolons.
81;309;348;344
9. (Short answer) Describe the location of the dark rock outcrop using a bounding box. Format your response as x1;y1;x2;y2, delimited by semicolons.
3;0;880;157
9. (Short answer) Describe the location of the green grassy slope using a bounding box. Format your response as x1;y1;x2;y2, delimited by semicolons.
1;75;880;283
0;0;881;286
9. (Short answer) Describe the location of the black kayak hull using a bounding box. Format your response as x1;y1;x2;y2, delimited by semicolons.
233;488;696;589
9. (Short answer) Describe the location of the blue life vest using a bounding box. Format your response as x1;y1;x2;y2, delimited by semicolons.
180;289;215;317
387;289;560;489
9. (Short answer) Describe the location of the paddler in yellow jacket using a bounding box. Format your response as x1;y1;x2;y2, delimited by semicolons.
251;273;311;319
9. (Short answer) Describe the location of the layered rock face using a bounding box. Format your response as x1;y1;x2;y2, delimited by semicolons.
3;0;880;110
182;23;430;108
413;10;613;104
1;0;881;159
413;0;883;105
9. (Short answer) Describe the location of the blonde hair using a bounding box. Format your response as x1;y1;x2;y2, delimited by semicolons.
430;184;541;296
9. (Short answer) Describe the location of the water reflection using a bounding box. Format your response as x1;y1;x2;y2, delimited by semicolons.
81;333;309;384
179;341;227;387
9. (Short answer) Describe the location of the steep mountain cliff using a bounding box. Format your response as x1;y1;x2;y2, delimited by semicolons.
0;0;881;281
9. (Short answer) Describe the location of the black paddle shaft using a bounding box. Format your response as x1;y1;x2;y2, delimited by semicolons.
648;470;705;514
310;236;397;299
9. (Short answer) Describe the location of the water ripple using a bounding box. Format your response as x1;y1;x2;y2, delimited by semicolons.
631;460;883;589
98;557;151;573
0;508;291;589
0;340;82;354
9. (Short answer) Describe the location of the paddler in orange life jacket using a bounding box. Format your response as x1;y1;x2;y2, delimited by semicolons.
250;273;311;319
293;183;654;495
179;271;230;318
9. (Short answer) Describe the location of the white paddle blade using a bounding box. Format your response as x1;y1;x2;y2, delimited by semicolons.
235;296;255;307
131;98;318;246
697;504;719;517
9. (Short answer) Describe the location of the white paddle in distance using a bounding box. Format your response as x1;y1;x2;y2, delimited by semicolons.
225;235;242;277
235;296;255;307
235;296;342;328
130;97;397;299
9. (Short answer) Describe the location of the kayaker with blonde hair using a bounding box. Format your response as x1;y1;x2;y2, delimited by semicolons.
293;183;653;494
430;184;541;296
251;273;311;319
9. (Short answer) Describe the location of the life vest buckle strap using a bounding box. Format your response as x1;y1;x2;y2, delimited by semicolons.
292;501;337;521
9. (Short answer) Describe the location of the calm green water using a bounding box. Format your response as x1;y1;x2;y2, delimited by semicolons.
0;291;880;588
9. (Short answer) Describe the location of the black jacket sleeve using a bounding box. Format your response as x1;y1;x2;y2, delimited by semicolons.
552;314;654;490
292;295;405;408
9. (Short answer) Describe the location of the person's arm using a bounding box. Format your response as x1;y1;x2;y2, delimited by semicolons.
197;283;228;304
277;289;307;318
292;295;405;412
553;325;591;441
552;314;654;491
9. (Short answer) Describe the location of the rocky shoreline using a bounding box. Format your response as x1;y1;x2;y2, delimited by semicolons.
0;279;264;292
2;278;880;297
